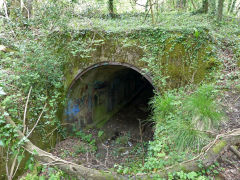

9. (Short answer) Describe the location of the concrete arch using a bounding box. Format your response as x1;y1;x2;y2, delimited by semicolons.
64;62;154;130
69;61;154;90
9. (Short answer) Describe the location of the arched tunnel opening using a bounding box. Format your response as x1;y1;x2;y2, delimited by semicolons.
64;63;154;168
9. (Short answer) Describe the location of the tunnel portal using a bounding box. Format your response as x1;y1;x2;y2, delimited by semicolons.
64;63;154;131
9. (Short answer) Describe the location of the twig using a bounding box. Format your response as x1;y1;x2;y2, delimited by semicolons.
105;147;109;166
149;0;155;24
138;119;145;166
6;146;9;180
235;95;240;102
191;0;197;9
102;143;109;166
0;106;123;180
135;2;147;7
23;5;30;20
20;0;30;21
229;145;240;159
3;0;9;19
93;156;105;167
9;150;19;179
163;128;240;172
12;150;25;178
143;6;151;24
46;123;72;137
26;103;47;139
86;151;89;163
23;86;32;135
190;70;197;84
88;32;96;47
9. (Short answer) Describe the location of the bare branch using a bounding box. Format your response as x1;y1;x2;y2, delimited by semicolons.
12;150;24;178
3;0;9;19
0;106;124;180
5;146;9;180
26;103;47;139
23;86;32;135
2;105;240;179
9;150;19;179
229;145;240;159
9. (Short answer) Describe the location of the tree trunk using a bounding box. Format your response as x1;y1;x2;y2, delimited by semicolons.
202;0;209;13
191;0;197;9
230;0;237;13
217;0;224;21
176;0;187;9
228;0;233;12
149;0;155;24
192;0;208;14
209;0;216;15
183;0;187;8
145;0;149;13
26;0;33;18
22;0;33;19
177;0;182;8
3;0;9;19
108;0;114;18
172;0;175;9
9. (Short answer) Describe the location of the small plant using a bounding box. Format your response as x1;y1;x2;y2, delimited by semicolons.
74;130;97;152
21;165;77;180
115;135;129;145
98;130;104;138
236;83;240;92
73;145;87;154
22;174;45;180
60;150;70;159
168;171;208;180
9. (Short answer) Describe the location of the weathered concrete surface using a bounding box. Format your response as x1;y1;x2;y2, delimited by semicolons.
64;35;147;89
61;30;215;130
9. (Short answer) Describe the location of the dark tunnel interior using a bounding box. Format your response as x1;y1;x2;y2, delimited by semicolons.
65;64;154;140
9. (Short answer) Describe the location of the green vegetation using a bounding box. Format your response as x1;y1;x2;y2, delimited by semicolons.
0;0;240;179
110;84;224;175
72;128;97;152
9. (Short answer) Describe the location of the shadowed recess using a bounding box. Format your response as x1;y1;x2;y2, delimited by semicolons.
64;64;154;131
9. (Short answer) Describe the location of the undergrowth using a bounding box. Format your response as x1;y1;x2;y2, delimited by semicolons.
113;84;224;175
0;1;238;179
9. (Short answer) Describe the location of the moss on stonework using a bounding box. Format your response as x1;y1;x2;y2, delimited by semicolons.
57;28;219;129
212;140;227;154
61;29;216;90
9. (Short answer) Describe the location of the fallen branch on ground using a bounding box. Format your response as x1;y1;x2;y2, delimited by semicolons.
0;106;124;180
1;105;240;179
229;145;240;159
138;128;240;179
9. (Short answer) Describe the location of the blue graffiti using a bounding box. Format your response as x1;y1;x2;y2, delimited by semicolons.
65;100;80;116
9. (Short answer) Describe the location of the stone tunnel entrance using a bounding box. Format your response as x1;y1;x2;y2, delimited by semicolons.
62;62;155;168
65;62;154;130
